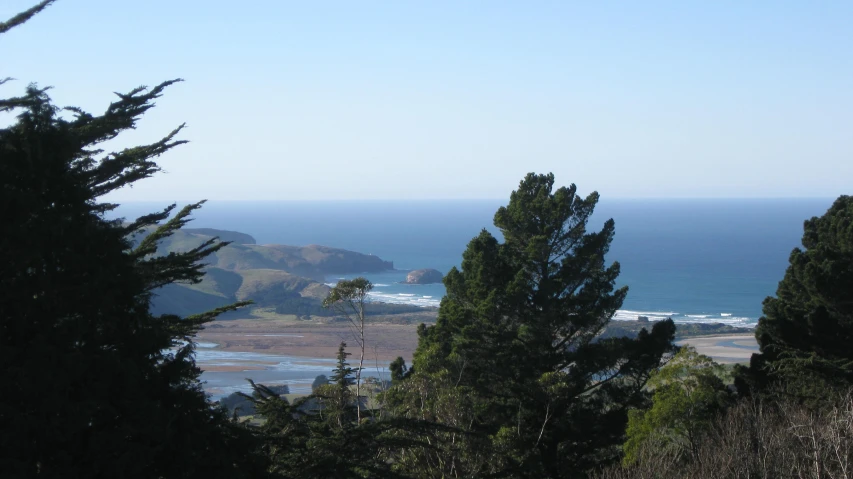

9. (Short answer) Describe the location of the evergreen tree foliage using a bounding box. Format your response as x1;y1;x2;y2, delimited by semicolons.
312;374;330;391
0;0;53;35
250;350;419;479
739;196;853;403
331;341;357;388
389;173;676;477
322;341;358;427
389;357;408;382
221;385;289;416
1;10;265;474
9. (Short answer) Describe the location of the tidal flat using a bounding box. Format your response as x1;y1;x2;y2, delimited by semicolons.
195;317;759;399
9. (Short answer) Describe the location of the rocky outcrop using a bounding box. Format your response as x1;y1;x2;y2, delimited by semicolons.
403;268;443;284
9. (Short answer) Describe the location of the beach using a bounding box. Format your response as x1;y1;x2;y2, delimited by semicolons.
197;321;760;366
195;319;761;399
195;319;417;398
676;334;759;363
197;318;420;362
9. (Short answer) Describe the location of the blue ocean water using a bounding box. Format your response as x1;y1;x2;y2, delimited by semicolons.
112;198;835;327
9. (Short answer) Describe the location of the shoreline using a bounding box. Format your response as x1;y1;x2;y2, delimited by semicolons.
329;275;761;328
196;319;420;363
196;320;760;367
195;322;760;398
676;334;759;364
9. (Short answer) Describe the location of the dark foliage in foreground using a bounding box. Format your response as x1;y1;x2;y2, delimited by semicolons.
221;385;290;416
381;174;676;478
247;352;437;479
0;0;53;35
1;7;265;476
739;196;853;404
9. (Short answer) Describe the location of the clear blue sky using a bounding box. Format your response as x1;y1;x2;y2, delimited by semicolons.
2;1;851;200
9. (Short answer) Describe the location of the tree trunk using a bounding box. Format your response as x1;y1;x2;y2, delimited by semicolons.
356;299;365;422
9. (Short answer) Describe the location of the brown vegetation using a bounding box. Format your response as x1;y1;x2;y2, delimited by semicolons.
597;392;853;479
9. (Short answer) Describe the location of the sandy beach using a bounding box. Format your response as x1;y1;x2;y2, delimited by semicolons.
197;320;760;367
676;334;759;364
196;319;421;363
194;321;761;398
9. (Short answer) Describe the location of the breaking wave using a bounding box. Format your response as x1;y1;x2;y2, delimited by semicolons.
368;290;441;307
613;309;756;327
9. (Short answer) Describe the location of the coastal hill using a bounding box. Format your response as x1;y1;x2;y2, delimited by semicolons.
154;228;392;281
184;228;256;245
210;243;392;281
146;227;393;316
148;227;753;340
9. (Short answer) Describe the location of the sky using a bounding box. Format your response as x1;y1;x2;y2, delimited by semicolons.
1;1;851;200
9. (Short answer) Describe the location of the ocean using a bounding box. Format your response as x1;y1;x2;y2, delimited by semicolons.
112;198;834;328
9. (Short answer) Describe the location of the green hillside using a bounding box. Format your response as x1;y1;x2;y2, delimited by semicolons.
147;228;388;317
149;227;392;279
150;283;234;317
235;268;330;302
184;228;256;245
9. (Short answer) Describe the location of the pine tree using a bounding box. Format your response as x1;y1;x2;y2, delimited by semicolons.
389;173;675;477
312;374;330;391
250;345;415;479
738;196;853;403
324;341;357;427
331;341;357;388
0;0;53;35
1;8;265;474
389;357;408;382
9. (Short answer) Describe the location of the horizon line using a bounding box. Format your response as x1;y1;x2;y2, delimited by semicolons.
109;196;839;203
